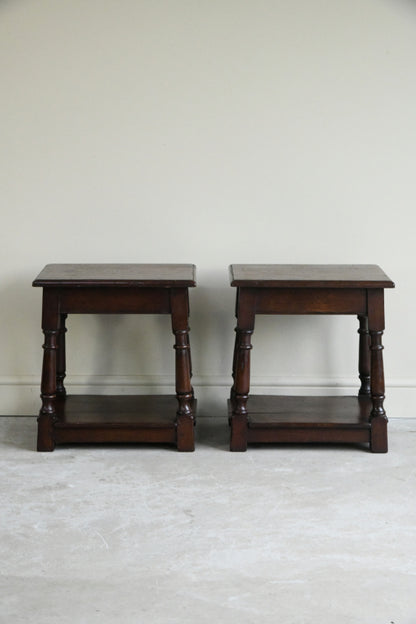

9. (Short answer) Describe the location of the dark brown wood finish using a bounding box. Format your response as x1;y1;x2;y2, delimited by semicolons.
33;263;196;287
230;264;394;288
358;315;371;396
229;264;394;453
33;264;196;452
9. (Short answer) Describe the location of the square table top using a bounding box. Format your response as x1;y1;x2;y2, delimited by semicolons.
229;264;394;288
33;264;196;287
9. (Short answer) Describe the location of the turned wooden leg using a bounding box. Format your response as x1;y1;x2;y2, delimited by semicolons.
37;290;60;451
186;331;195;400
38;329;59;451
230;329;253;451
229;327;240;418
357;315;371;396
230;289;241;409
56;313;67;397
368;290;388;453
171;288;194;452
230;288;256;452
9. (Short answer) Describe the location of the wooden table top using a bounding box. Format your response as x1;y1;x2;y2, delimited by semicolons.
33;264;196;287
229;265;394;288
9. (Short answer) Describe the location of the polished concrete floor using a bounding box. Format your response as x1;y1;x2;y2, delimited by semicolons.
1;415;416;623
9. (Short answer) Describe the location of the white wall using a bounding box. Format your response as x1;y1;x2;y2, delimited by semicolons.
1;0;415;417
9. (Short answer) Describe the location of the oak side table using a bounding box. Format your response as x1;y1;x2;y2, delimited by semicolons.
229;264;394;452
33;264;196;452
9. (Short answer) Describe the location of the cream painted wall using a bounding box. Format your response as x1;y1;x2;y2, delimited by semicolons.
1;0;415;416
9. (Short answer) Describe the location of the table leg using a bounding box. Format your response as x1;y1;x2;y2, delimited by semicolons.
186;330;195;400
230;288;256;452
37;291;60;452
368;290;388;453
230;289;240;410
171;288;194;452
56;313;67;397
230;327;240;410
357;315;371;396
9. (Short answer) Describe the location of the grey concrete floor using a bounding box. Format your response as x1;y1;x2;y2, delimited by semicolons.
1;416;416;624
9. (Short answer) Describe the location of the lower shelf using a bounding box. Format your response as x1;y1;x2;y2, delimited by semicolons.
229;395;374;445
50;394;194;446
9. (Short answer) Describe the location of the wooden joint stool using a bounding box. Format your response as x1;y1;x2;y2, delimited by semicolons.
33;264;196;452
228;264;394;453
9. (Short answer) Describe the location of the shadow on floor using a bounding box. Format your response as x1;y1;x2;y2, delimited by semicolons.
0;416;37;451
